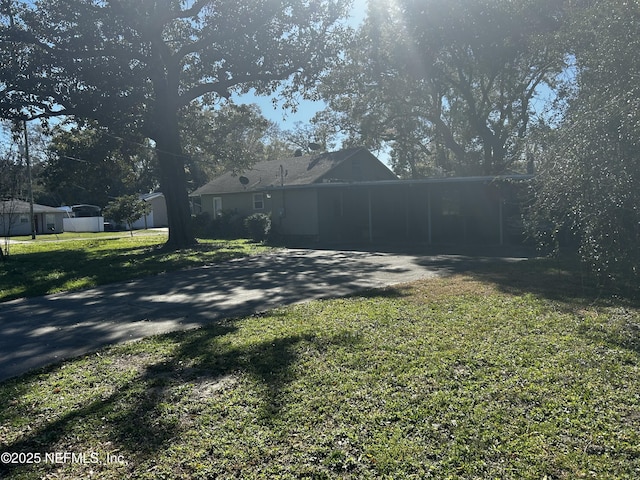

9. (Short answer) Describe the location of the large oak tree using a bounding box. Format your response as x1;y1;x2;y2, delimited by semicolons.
0;0;351;247
318;0;567;177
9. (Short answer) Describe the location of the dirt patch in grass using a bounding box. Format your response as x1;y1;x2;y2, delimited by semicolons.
189;375;239;402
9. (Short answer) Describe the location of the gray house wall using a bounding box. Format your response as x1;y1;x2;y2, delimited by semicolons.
195;177;528;246
149;196;168;227
1;211;64;236
269;188;320;237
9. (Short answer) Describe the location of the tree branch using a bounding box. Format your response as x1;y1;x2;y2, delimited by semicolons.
178;66;302;107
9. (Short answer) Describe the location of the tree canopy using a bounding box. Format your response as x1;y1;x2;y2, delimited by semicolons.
528;0;640;280
0;0;352;247
43;123;158;207
318;0;567;177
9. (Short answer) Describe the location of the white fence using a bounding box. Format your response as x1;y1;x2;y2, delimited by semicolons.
63;217;105;233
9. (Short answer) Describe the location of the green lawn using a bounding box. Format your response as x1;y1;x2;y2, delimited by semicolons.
1;258;639;479
0;231;271;302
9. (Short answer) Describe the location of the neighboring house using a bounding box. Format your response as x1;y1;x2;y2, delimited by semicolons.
190;147;531;246
0;199;64;236
190;147;398;238
131;192;168;229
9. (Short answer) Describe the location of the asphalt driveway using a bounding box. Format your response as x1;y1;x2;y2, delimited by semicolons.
0;247;528;382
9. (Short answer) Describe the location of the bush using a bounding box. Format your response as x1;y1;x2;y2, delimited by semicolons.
244;213;271;242
193;211;247;239
215;211;245;239
192;212;214;238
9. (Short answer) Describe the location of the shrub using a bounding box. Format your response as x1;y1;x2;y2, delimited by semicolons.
192;212;214;238
214;211;245;239
244;213;271;242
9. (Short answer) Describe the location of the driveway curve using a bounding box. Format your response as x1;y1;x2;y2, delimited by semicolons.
0;247;527;381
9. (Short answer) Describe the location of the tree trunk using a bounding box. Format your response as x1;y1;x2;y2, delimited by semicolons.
153;109;196;250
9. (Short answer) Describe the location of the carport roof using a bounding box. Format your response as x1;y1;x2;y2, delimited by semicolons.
260;174;534;191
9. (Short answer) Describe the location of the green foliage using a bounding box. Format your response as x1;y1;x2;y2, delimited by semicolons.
44;123;157;206
0;0;352;248
244;213;272;242
318;0;567;177
529;0;640;281
182;103;285;188
1;269;639;478
103;195;151;234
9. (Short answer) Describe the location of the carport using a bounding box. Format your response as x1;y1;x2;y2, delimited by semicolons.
315;175;531;246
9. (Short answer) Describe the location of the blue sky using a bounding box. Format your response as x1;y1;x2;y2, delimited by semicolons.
231;0;369;131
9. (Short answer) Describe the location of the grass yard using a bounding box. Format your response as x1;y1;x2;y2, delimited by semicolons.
1;259;639;479
0;232;271;302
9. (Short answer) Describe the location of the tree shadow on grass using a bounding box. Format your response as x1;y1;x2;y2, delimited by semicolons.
0;239;256;302
0;243;160;301
0;318;360;477
411;252;640;308
410;252;640;357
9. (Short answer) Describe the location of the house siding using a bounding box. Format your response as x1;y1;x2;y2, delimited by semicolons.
150;196;168;227
269;188;319;237
196;179;528;246
199;191;271;218
1;212;64;236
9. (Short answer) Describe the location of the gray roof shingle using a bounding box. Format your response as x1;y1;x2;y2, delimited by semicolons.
190;147;385;196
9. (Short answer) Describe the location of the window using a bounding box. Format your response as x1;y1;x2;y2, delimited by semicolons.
46;214;56;231
253;193;264;210
19;215;29;224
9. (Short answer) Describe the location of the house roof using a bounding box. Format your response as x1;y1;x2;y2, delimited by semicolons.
0;199;63;215
190;147;394;196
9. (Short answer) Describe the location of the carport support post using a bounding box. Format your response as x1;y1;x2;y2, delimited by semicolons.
427;190;432;245
368;188;373;243
499;197;504;246
405;189;410;239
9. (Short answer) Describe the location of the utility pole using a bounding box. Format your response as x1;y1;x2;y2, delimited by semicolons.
7;1;35;239
21;120;36;239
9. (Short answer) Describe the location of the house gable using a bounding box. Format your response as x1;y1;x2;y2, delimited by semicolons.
316;148;398;184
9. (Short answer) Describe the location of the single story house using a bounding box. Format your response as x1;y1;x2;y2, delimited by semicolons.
0;199;65;236
190;147;398;237
190;147;531;246
131;192;169;229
